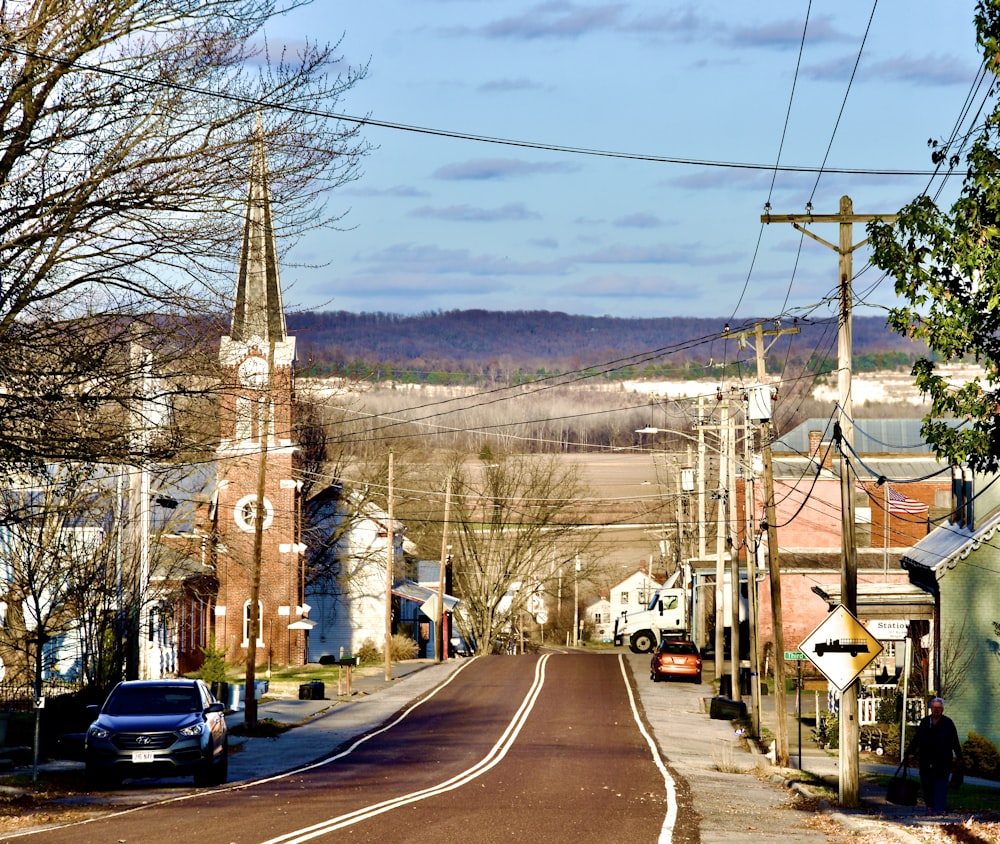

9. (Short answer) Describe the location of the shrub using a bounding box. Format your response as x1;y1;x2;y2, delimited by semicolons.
963;732;1000;780
389;633;418;661
875;694;901;725
355;634;418;665
196;635;228;684
815;711;839;749
356;638;382;666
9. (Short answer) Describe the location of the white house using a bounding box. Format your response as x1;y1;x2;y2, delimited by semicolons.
585;592;612;642
304;488;426;661
608;565;665;630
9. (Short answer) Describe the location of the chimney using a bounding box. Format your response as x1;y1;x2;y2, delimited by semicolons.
809;430;833;470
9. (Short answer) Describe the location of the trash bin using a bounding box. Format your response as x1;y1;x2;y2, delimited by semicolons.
253;680;268;700
709;696;747;720
228;683;242;711
298;681;325;701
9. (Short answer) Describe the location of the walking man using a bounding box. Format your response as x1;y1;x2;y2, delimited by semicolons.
906;697;964;815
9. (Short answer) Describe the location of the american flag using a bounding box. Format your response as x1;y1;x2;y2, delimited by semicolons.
885;484;928;515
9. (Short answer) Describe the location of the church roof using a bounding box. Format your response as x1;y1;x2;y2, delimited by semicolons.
230;117;287;345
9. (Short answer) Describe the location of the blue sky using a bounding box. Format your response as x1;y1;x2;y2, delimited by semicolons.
262;1;983;322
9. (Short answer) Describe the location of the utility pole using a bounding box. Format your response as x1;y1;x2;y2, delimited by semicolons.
244;339;275;730
714;401;728;682
762;196;895;802
725;321;799;766
697;396;707;560
385;451;395;681
726;405;740;703
574;554;581;646
743;404;762;737
129;334;153;682
435;475;452;663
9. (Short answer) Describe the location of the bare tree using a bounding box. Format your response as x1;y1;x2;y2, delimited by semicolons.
0;0;369;464
448;447;596;654
0;459;214;693
938;618;976;702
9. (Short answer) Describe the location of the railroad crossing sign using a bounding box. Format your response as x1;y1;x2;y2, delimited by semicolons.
799;604;883;691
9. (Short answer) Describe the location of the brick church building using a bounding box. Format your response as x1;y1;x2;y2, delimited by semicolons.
200;126;310;668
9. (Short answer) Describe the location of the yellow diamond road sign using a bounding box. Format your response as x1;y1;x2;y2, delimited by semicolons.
799;604;883;691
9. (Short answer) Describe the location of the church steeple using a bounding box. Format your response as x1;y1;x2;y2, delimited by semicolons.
219;120;296;449
230;116;287;345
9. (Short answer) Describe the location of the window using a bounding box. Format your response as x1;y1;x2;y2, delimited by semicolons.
619;591;629;605
234;494;274;533
637;589;646;605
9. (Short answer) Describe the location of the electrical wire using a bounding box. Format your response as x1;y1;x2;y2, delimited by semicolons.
805;0;879;205
0;41;946;177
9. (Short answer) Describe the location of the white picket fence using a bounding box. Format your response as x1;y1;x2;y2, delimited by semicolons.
858;695;925;725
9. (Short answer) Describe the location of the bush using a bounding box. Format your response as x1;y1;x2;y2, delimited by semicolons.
388;633;418;661
355;634;419;665
356;638;381;666
963;731;1000;780
875;694;901;725
196;635;228;684
815;711;839;749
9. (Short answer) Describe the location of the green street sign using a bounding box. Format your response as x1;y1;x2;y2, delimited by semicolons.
784;650;807;661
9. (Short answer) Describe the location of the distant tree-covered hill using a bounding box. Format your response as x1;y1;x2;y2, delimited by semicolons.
287;310;924;383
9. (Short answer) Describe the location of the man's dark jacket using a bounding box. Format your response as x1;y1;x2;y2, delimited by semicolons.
907;714;963;775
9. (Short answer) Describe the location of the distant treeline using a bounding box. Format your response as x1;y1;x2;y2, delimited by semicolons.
287;310;926;384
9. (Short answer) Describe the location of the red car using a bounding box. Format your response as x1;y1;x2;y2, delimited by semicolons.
650;639;702;684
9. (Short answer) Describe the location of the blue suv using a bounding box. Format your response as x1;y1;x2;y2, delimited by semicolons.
84;679;228;788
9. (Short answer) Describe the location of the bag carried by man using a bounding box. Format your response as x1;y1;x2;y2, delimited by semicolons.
887;761;919;806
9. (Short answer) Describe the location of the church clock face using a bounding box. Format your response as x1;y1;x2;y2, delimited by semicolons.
234;494;274;532
238;355;268;389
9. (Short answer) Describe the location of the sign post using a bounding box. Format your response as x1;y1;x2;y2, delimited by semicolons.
799;605;883;782
785;651;807;768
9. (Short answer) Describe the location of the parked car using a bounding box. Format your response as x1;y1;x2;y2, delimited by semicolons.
649;638;702;683
84;679;228;788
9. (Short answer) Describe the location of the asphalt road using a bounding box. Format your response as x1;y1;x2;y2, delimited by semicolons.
11;654;682;844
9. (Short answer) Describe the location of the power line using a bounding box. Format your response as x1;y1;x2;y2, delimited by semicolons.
0;42;944;178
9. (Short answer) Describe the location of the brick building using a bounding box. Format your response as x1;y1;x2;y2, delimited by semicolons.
208;126;309;667
750;420;952;676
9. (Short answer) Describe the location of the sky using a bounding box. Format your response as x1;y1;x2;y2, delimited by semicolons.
260;1;984;323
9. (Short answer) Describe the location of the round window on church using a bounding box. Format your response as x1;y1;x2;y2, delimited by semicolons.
234;494;274;533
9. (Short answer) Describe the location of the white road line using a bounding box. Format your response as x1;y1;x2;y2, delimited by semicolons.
618;653;677;844
2;659;480;839
262;654;552;844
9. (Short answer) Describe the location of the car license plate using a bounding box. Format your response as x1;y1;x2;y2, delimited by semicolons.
132;750;155;763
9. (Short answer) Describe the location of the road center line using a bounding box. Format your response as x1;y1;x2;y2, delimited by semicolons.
262;654;551;844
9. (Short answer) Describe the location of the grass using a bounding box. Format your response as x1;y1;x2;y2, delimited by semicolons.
866;772;1000;813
